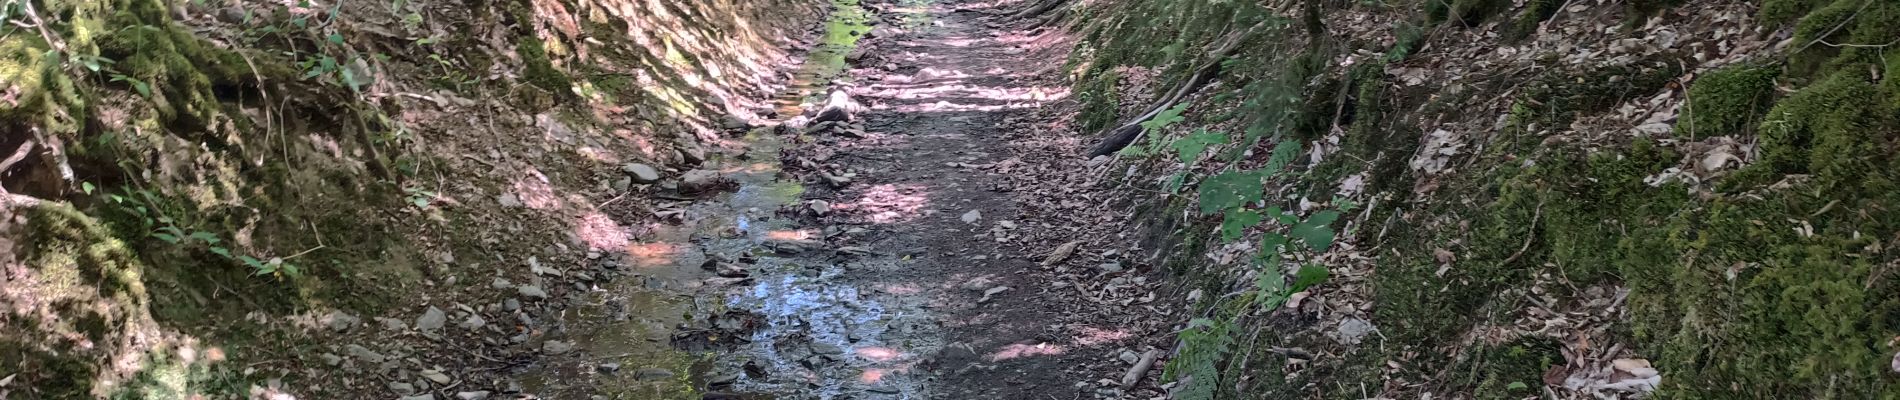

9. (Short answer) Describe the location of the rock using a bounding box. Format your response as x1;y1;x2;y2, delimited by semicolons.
960;277;997;292
455;391;491;400
680;169;722;191
978;286;1012;303
325;311;360;332
809;200;832;216
677;140;709;165
460;314;487;330
622;163;662;183
398;395;435;400
504;298;522;311
416;306;448;332
811;342;846;356
518;285;548;299
377;317;409;331
813;91;862;123
720;112;753;130
543;340;575;355
597;363;622;374
421;369;452;385
388;381;417;395
1332;317;1377;345
961;210;982;224
490;277;514;289
347;344;386;364
634;368;676;380
496;194;523;208
716;263;749;278
320;353;343;366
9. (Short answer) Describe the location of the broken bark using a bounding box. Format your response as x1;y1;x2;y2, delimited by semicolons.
1120;349;1161;390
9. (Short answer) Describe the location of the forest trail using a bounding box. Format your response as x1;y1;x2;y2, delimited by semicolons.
523;1;1163;399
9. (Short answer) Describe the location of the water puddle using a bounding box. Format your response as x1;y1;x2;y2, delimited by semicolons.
524;0;939;398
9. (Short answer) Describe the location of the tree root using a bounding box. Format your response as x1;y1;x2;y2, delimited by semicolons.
1084;22;1266;157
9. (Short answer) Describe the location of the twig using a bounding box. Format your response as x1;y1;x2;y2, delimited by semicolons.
1498;200;1543;267
1791;0;1873;56
0;139;34;177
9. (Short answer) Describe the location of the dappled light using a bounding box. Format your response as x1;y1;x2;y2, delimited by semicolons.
988;342;1067;361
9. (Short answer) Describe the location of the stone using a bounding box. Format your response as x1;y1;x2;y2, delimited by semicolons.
504;298;522;311
460;314;487;330
961;210;982;224
622;163;662;183
518;285;548;299
347;344;386;364
388;381;417;395
397;395;434;400
416;306;448;332
680;169;721;191
455;391;491;400
634;368;676;381
490;277;514;289
325;311;359;332
543;340;575;355
809;200;832;216
811;342;846;356
421;369;452;384
377;317;409;331
320;353;343;366
496;194;523;208
597;363;622;374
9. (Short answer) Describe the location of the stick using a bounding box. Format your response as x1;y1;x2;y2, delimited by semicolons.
1121;349;1160;390
0;139;34;177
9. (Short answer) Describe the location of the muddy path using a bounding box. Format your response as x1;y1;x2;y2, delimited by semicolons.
518;1;1157;399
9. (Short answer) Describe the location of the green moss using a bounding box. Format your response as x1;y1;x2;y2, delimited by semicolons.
1677;64;1780;138
1737;70;1880;190
1078;69;1124;133
517;35;574;94
1453;336;1563;400
1760;0;1824;25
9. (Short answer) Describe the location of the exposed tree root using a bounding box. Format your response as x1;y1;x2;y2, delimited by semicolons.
1085;22;1266;157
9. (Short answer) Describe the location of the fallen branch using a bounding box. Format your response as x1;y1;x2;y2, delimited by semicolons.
1085;22;1266;157
1120;349;1160;390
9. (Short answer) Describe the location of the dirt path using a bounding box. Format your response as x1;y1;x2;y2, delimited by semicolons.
758;1;1145;399
519;1;1169;399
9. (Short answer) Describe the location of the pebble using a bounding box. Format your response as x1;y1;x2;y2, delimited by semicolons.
543;340;575;355
398;395;435;400
634;368;676;380
811;342;846;356
388;381;417;395
455;391;491;400
518;285;549;299
597;363;622;374
320;353;343;366
326;311;359;331
421;369;452;384
460;314;487;330
347;344;387;364
416;306;448;332
504;298;522;311
490;277;514;289
623;163;662;183
377;317;409;331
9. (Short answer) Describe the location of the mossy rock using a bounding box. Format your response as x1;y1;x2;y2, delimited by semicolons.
1;201;157;398
1677;64;1780;139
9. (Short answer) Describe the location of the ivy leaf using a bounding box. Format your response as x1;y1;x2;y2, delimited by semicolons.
1170;129;1227;163
1197;171;1263;215
1220;209;1261;242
